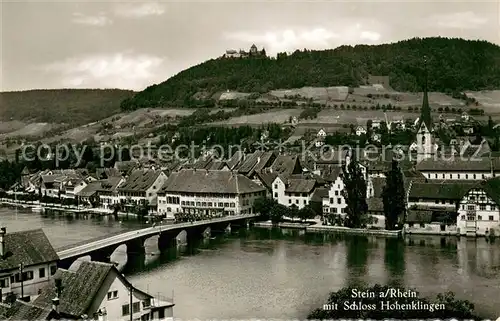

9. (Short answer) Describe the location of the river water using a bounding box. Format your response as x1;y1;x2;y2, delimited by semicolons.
1;207;500;319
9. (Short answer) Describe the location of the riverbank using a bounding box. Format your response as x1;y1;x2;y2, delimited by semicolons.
254;221;310;229
0;199;148;219
307;224;402;237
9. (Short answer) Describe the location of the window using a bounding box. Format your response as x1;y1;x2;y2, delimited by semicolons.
295;199;299;204
461;215;465;220
230;203;235;208
435;200;439;204
288;199;291;204
478;215;482;220
39;268;45;278
480;205;486;210
208;202;212;207
50;266;57;275
16;271;33;282
132;302;140;313
0;278;9;288
218;202;223;207
143;299;151;308
465;174;469;179
408;222;414;227
331;208;337;213
303;200;307;205
330;198;333;204
159;308;165;319
489;215;494;221
337;198;341;204
473;174;476;179
107;291;118;300
334;191;339;196
274;184;278;189
122;305;130;316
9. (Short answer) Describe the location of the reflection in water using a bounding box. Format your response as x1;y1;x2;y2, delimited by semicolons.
346;235;369;288
384;238;405;287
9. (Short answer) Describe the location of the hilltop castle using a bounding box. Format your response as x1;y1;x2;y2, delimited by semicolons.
223;44;266;58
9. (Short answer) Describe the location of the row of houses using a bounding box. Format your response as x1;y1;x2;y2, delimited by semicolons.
0;228;174;320
10;145;500;236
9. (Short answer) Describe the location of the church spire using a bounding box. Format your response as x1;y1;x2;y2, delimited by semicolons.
419;55;432;130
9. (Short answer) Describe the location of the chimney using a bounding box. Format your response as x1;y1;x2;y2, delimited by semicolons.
52;297;60;313
0;227;6;258
257;157;261;164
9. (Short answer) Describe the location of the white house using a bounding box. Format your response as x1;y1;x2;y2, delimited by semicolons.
61;178;87;199
117;169;168;210
457;177;500;237
371;119;382;129
322;173;346;216
272;175;316;209
0;228;59;302
317;128;327;138
355;126;367;136
9;260;174;321
461;111;470;122
97;177;126;210
157;169;266;219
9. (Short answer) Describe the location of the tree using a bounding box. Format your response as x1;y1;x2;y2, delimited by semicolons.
289;204;299;220
254;197;275;217
298;205;316;222
269;203;288;225
382;160;406;230
341;154;368;228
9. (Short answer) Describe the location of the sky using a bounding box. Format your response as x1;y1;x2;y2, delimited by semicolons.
1;0;499;92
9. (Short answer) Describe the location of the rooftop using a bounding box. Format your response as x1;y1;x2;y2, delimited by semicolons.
159;169;265;194
118;169;163;192
0;229;59;271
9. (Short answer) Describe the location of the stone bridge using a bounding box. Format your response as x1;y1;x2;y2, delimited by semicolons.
56;214;258;269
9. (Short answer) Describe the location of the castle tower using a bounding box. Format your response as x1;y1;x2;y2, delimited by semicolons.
416;56;435;163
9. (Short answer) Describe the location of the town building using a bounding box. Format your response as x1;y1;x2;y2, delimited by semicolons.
271;175;317;209
457;177;500;236
416;158;495;180
157;169;266;219
97;177;126;210
0;228;59;302
117;169;168;210
355;126;367;136
5;261;174;321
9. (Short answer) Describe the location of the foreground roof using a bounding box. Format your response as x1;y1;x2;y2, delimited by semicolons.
159;169;266;194
33;261;114;316
0;229;58;271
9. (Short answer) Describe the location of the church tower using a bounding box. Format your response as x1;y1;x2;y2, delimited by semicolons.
416;56;435;163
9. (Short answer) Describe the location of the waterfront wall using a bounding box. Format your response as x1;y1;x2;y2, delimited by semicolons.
306;225;402;237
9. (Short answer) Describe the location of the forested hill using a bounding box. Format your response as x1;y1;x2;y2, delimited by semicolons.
121;37;500;111
0;89;134;125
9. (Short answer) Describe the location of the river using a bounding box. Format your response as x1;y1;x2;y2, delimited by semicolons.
1;207;499;319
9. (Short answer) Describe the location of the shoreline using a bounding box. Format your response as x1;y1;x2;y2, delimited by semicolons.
0;199;146;218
